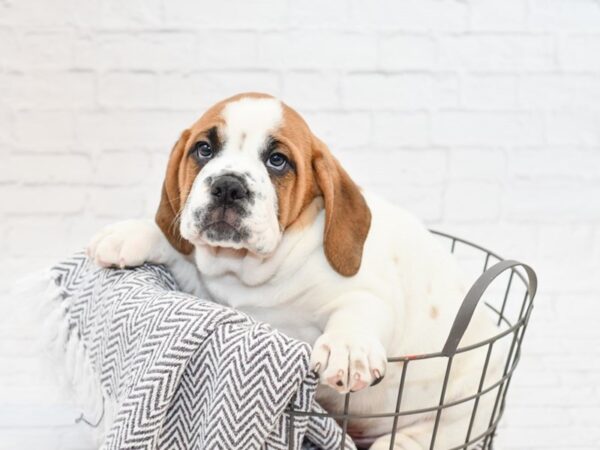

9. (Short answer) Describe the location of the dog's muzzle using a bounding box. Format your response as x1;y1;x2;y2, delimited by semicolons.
194;174;252;243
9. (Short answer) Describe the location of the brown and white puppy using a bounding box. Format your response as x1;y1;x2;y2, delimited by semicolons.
88;93;500;449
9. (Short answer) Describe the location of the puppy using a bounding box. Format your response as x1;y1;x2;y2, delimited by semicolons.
88;93;501;449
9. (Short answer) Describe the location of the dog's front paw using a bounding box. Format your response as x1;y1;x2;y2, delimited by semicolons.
310;332;387;394
87;220;161;269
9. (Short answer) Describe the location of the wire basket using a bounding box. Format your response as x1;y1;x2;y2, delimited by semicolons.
286;231;538;450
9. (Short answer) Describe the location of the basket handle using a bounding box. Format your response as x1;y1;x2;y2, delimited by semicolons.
441;260;537;357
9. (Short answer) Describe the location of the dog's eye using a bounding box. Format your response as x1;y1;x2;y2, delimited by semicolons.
194;141;213;159
266;152;288;171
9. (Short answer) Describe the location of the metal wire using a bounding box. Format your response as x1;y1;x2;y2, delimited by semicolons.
388;361;409;449
284;232;537;450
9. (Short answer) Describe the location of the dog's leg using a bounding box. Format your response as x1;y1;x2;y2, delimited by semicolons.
369;422;427;450
310;292;394;393
369;416;471;450
369;385;499;450
87;219;205;295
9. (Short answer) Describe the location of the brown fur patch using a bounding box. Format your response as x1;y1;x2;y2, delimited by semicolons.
430;305;439;319
273;101;371;276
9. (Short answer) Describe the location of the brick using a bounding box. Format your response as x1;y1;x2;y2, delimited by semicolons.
555;293;600;319
371;112;430;147
379;35;437;70
68;216;116;250
0;155;15;183
157;71;281;110
0;428;63;450
75;111;192;149
195;32;258;69
342;73;459;109
449;149;506;181
0;186;86;215
560;35;600;71
518;75;600;110
438;35;556;71
6;218;75;257
282;72;339;110
301;112;371;149
259;32;378;70
469;0;528;31
504;181;600;222
567;408;600;427
0;0;99;30
98;72;157;109
289;0;353;29
508;149;600;182
432;112;543;147
0;219;8;253
443;181;502;222
8;154;93;184
144;195;163;217
96;32;196;71
461;75;518;109
594;226;600;264
88;187;147;218
529;0;600;31
204;71;282;100
340;148;446;187
71;35;97;70
95;151;151;186
98;0;161;29
0;109;12;146
14;111;76;150
9;32;75;70
375;0;468;32
386;185;444;222
0;72;95;110
155;74;202;110
164;0;286;29
0;28;19;71
499;425;600;448
506;407;569;427
148;152;170;178
545;112;600;146
440;223;539;260
536;253;598;294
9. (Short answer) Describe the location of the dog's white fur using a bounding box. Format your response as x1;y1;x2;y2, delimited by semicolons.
88;96;502;449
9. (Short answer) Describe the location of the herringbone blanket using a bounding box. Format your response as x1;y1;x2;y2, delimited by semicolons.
44;253;355;450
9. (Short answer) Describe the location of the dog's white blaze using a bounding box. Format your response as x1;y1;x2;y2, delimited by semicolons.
222;97;283;155
180;97;284;256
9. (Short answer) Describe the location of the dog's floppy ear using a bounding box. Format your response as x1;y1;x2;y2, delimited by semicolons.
312;137;371;277
155;130;194;255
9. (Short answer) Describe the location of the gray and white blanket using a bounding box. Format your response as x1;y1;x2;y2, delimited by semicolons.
42;253;355;450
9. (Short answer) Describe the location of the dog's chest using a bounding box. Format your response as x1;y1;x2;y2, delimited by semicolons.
238;304;322;344
201;273;323;345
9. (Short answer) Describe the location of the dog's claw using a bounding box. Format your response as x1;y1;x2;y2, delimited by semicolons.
312;362;321;374
370;369;384;386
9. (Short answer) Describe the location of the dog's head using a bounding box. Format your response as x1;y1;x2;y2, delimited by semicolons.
156;93;371;276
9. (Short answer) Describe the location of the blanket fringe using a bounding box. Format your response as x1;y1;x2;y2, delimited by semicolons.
11;269;111;445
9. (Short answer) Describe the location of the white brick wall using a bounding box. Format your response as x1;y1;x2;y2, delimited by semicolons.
1;0;599;448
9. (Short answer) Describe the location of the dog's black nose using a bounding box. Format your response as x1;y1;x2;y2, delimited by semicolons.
210;175;249;204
